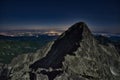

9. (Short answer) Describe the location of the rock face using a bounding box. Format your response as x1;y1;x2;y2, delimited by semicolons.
0;22;120;80
30;22;90;69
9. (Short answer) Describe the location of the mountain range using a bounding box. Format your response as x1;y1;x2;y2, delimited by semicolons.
0;22;120;80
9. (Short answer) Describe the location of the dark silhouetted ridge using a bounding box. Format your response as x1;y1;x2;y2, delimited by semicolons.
30;22;92;70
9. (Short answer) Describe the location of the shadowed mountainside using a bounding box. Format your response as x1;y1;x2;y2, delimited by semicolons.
30;22;91;69
0;22;120;80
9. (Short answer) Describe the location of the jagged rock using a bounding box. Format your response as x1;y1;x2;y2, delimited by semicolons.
0;22;120;80
8;42;54;80
30;22;120;80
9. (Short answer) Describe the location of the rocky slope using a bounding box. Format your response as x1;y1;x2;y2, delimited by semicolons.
0;22;120;80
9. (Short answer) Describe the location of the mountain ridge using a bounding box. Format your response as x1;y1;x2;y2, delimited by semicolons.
0;22;120;80
30;22;92;70
28;22;120;80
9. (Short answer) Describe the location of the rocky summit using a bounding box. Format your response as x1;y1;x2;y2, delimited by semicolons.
0;22;120;80
30;22;91;69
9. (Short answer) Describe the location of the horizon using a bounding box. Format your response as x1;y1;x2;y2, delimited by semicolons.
0;27;120;34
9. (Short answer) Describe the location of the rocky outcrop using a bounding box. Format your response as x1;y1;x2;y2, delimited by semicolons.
0;22;120;80
30;22;90;69
7;42;54;80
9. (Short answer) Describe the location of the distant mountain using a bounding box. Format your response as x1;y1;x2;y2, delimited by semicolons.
0;22;120;80
0;29;62;37
93;32;120;36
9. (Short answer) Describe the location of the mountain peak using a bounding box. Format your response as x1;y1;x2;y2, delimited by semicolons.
69;22;90;30
5;22;120;80
71;22;91;34
58;22;92;40
30;22;93;70
70;22;87;28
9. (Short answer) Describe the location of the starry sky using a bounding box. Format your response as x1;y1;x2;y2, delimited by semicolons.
0;0;120;33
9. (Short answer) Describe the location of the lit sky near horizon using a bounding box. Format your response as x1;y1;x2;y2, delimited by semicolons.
0;0;120;33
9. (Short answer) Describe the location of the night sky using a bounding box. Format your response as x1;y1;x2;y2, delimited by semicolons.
0;0;120;33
